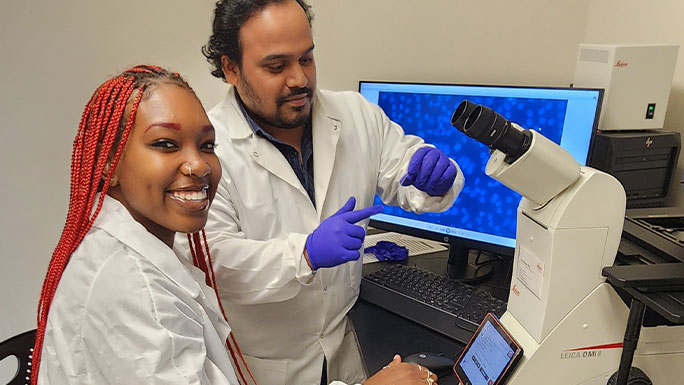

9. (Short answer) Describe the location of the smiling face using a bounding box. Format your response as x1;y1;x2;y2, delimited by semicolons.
107;84;221;247
222;0;316;133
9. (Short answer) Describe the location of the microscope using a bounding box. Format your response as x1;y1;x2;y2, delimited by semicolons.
451;101;684;384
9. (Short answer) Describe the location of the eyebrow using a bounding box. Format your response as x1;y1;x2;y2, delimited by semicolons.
146;122;181;132
146;123;214;133
261;44;315;63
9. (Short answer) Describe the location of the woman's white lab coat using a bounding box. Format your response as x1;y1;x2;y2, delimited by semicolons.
201;87;464;385
39;195;240;384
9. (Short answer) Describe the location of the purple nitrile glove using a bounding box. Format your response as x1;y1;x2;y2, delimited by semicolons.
305;197;384;270
364;241;409;262
400;147;458;196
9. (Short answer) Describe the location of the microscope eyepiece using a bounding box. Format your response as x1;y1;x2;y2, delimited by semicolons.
450;100;477;129
451;100;532;163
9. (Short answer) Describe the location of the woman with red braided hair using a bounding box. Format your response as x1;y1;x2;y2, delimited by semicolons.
32;64;437;385
31;64;256;385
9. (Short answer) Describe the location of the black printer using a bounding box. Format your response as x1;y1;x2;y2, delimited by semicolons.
588;130;681;208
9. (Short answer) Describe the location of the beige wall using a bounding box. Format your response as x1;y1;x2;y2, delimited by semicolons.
309;0;591;91
1;0;682;379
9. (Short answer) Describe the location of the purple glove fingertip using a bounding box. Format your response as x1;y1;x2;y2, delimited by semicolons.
306;198;380;270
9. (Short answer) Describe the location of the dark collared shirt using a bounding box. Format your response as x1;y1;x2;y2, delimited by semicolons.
235;93;316;206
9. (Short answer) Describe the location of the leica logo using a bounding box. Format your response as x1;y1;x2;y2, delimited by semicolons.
615;60;628;67
645;137;653;148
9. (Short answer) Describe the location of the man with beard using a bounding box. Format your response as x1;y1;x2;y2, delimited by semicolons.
199;1;464;384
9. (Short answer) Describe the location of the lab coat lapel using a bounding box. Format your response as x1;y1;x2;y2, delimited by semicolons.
223;88;309;198
251;137;308;197
94;195;201;294
312;99;341;220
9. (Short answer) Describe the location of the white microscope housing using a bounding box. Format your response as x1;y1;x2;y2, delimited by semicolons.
451;102;684;384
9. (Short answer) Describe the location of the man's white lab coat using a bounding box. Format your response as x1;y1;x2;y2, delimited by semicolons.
203;87;464;385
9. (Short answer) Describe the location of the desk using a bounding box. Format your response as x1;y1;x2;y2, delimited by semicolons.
350;252;513;385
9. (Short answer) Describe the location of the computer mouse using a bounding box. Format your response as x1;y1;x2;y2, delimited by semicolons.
403;352;455;378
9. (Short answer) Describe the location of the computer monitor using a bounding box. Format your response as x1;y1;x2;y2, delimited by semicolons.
359;81;603;283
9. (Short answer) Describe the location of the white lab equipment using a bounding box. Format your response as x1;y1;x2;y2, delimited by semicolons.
573;44;679;131
451;101;684;384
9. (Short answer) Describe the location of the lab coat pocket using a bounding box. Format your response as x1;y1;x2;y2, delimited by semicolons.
242;354;288;385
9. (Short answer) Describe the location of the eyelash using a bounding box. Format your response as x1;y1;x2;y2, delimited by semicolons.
202;142;218;152
151;140;177;150
150;140;217;152
267;57;314;73
268;64;285;73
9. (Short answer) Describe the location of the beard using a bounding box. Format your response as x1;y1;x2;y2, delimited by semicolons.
238;71;313;130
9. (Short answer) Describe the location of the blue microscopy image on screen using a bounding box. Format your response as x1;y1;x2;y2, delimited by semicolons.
375;92;568;240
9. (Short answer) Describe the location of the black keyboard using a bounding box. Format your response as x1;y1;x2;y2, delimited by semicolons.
360;264;508;343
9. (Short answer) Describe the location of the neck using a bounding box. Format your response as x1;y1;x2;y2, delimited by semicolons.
260;122;305;152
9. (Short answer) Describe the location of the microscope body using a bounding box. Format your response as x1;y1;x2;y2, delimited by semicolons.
451;102;684;384
488;130;625;383
489;130;683;384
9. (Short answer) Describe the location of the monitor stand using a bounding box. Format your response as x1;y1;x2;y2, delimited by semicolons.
446;245;495;285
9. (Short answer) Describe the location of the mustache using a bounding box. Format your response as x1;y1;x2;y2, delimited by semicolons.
276;88;313;105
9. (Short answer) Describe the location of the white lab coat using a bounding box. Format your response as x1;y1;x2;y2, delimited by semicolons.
39;195;240;385
201;87;464;385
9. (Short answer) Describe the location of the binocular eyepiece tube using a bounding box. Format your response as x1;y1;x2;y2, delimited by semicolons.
451;100;532;163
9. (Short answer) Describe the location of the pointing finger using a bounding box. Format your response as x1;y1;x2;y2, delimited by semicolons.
332;196;356;216
342;204;384;224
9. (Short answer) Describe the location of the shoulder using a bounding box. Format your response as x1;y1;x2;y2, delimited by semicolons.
315;89;385;121
59;229;197;322
208;95;236;125
317;89;372;108
46;229;164;341
43;225;220;383
208;92;237;132
207;87;254;144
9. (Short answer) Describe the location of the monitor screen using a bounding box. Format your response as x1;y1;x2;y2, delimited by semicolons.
360;81;602;281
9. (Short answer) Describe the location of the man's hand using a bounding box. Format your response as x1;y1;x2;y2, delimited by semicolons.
400;147;457;196
305;197;383;270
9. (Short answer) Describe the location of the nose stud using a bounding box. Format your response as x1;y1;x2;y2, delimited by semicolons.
183;162;211;177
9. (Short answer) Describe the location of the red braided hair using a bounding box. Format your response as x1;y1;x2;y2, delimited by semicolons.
188;230;258;385
31;65;194;385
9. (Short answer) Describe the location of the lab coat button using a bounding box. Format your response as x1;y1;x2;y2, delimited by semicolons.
323;286;328;291
253;151;259;157
319;334;324;339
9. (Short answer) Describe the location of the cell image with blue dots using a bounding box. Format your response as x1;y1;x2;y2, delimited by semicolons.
374;91;568;244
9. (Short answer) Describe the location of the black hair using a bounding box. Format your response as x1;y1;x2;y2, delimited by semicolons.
202;0;314;81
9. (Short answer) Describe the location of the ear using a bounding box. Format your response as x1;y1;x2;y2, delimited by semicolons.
103;162;119;187
221;55;239;85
